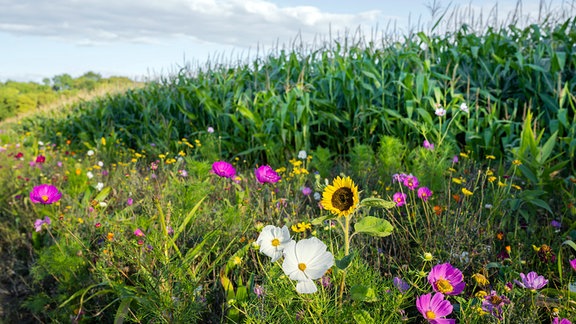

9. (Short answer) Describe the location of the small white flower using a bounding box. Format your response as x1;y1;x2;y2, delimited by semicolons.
282;237;334;294
207;126;214;134
86;171;94;179
460;103;469;113
256;225;293;262
97;161;104;167
298;150;307;160
87;150;95;156
435;107;446;117
38;141;44;146
485;204;493;209
313;192;321;201
99;202;108;207
95;182;104;191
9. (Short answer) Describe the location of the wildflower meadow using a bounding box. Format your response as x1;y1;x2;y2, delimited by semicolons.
2;5;576;324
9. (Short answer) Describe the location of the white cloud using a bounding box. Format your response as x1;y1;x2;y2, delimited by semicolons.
0;0;387;48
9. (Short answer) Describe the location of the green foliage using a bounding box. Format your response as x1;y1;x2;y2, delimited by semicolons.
310;146;333;178
377;135;405;180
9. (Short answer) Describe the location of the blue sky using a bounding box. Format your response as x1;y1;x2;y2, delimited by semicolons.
0;0;570;83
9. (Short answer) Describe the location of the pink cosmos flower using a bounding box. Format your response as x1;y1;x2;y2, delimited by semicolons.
255;165;281;184
423;140;435;150
403;175;419;190
428;263;466;295
515;271;548;291
569;259;576;271
301;186;312;196
416;292;455;323
418;187;433;201
35;155;46;163
134;228;145;237
393;192;407;207
211;161;236;178
30;184;62;204
553;318;572;324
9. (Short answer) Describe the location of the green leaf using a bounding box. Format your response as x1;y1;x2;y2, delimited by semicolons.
311;215;332;226
360;197;396;209
336;253;354;270
93;186;111;202
353;310;375;324
350;285;378;302
354;216;394;237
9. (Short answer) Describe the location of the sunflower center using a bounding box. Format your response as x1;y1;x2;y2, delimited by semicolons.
298;263;307;271
436;278;453;293
331;187;354;212
41;195;49;202
271;238;280;247
425;310;436;319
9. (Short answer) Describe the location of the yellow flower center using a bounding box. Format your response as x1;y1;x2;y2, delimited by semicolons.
331;187;354;212
271;238;280;247
425;310;436;319
489;295;502;305
436;278;453;293
41;195;49;202
298;263;307;271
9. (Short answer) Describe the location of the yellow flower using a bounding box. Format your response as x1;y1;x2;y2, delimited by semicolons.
512;159;522;166
291;222;312;233
452;177;464;184
178;150;186;157
321;176;360;217
107;232;114;241
77;218;84;224
475;290;488;298
134;153;142;158
462;188;473;196
101;137;107;145
498;181;507;187
233;256;242;266
459;152;469;158
131;158;137;163
488;176;497;183
472;273;490;286
448;167;457;173
486;155;496;160
486;169;493;176
511;184;522;190
158;154;166;159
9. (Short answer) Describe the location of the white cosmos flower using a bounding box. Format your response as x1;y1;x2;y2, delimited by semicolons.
256;225;292;262
86;171;94;179
282;237;334;294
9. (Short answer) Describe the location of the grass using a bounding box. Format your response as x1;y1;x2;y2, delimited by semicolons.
1;2;576;323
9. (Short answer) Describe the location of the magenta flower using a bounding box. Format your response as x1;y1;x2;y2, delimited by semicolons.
127;198;134;206
570;259;576;271
134;228;145;237
33;216;51;232
392;173;408;183
301;186;312;196
423;140;435;150
255;165;281;184
403;175;419;190
428;263;465;295
35;155;46;163
30;184;62;204
515;271;548;291
553;318;572;324
416;292;455;323
393;192;407;207
482;290;510;320
211;161;236;178
418;187;433;201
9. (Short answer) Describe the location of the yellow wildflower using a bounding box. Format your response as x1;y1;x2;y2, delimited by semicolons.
486;155;496;160
472;273;490;286
488;176;497;183
462;188;473;196
512;159;522;166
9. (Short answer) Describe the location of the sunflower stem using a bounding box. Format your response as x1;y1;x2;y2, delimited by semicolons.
339;214;351;307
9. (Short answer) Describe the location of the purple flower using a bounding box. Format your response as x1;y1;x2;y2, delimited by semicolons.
207;126;214;134
570;259;576;271
211;161;236;178
417;187;433;201
301;186;312;196
392;173;408;183
33;216;51;232
452;155;459;163
550;220;561;229
428;263;465;295
127;198;134;206
393;277;410;293
402;175;419;190
255;165;281;184
393;192;407;207
416;292;455;323
30;184;62;204
481;290;510;320
514;271;548;291
423;140;435;150
553;318;572;324
321;275;332;289
134;228;145;237
253;284;264;297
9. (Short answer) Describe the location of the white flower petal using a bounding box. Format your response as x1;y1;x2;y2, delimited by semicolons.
296;279;317;294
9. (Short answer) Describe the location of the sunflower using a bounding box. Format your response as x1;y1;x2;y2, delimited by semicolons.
321;176;359;217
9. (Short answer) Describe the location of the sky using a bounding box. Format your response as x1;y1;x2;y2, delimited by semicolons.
0;0;572;83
